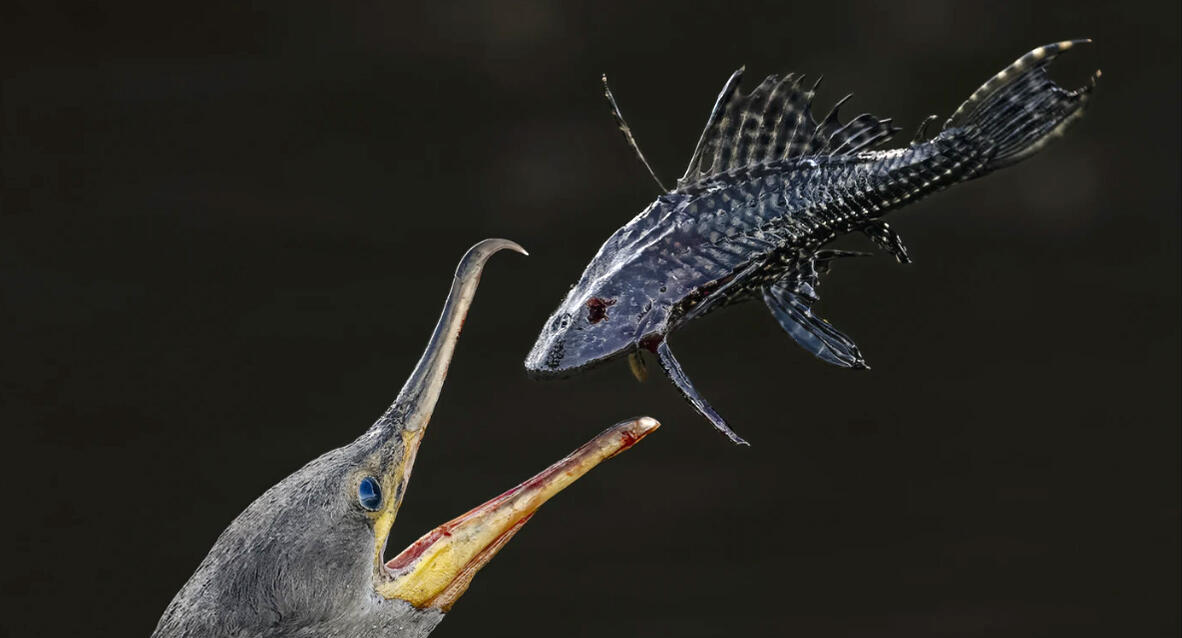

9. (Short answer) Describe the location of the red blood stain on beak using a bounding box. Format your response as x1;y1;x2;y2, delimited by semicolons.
619;429;640;448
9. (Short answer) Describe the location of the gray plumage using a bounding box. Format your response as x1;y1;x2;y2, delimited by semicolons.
153;240;522;637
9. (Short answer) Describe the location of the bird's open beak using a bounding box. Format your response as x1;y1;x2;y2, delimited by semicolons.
364;238;529;572
377;416;659;611
360;239;660;613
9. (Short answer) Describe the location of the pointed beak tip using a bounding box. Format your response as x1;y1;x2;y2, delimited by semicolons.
608;416;661;453
380;415;661;610
627;415;661;439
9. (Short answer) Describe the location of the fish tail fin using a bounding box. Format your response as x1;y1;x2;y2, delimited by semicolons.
944;40;1100;170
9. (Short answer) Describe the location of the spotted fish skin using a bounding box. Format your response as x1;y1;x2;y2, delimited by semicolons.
526;41;1099;444
640;142;958;326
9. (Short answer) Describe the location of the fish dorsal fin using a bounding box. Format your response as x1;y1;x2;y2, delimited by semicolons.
677;69;901;190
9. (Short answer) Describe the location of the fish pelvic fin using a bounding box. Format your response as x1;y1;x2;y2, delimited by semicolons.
763;283;869;370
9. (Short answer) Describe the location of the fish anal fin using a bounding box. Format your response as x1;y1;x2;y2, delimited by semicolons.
862;220;911;264
762;284;869;370
654;340;749;445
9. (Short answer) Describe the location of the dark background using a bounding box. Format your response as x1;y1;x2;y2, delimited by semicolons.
2;1;1178;636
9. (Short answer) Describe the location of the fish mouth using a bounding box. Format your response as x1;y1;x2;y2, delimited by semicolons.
525;302;655;379
523;332;630;380
375;417;659;611
523;309;580;378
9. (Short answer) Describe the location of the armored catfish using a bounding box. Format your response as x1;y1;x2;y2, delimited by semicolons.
525;41;1100;444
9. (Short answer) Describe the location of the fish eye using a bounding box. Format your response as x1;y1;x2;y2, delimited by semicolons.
357;476;382;511
586;297;616;324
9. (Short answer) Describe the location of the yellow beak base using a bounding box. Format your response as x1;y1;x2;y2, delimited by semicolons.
376;417;659;611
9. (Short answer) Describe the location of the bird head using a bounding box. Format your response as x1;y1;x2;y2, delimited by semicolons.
153;239;659;638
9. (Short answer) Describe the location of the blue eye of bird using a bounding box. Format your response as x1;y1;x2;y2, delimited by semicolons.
357;476;382;511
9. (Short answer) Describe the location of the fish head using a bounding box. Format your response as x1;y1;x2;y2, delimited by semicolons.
525;207;679;377
525;284;652;377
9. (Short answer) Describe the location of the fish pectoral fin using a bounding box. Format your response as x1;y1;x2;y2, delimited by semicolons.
763;285;869;370
862;220;912;264
654;340;749;445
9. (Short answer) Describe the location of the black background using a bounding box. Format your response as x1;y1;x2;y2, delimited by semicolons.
2;1;1178;636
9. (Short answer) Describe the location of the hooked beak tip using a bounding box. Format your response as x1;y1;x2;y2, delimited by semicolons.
471;238;528;260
